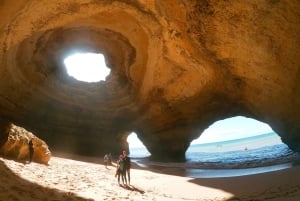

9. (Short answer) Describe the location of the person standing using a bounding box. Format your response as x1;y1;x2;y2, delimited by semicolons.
122;150;131;185
116;155;127;185
103;154;109;168
28;138;34;163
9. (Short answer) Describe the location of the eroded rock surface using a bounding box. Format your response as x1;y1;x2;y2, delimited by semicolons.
0;123;51;164
0;0;299;160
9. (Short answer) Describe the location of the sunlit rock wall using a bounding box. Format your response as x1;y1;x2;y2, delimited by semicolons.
0;0;299;160
0;123;51;164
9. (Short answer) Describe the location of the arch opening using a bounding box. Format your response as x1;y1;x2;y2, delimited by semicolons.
127;132;150;158
186;116;299;169
190;116;278;151
63;53;110;82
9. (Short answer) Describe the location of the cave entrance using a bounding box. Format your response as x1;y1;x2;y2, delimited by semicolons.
190;116;276;148
63;53;110;82
127;132;150;158
185;116;298;169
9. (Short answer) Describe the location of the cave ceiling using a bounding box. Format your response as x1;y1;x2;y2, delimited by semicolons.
0;0;299;160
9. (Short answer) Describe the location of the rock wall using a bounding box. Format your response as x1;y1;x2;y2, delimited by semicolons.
0;0;299;160
0;123;51;164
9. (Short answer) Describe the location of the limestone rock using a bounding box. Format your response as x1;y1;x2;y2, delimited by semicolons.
0;124;51;164
0;0;299;161
0;119;10;148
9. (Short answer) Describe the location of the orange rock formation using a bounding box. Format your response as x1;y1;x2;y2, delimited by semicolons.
0;123;51;164
0;0;299;160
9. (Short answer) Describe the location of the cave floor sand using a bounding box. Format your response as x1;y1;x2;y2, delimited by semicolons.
0;156;300;201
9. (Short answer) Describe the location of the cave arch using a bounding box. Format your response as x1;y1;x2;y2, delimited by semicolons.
190;116;275;146
127;132;150;158
184;116;298;168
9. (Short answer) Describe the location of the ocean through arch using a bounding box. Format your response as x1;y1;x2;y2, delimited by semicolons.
185;116;300;169
127;132;150;158
126;117;300;177
188;116;280;152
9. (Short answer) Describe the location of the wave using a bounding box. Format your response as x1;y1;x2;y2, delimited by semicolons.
185;144;300;169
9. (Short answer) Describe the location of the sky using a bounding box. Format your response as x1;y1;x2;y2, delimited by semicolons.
190;116;273;145
63;53;274;148
64;53;110;82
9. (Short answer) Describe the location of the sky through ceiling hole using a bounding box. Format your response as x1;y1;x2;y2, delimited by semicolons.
63;53;110;82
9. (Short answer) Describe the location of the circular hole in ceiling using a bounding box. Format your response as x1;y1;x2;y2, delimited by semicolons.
63;53;111;82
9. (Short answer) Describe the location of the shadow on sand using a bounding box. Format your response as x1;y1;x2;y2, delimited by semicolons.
187;164;300;201
131;158;300;201
0;159;93;201
119;184;145;194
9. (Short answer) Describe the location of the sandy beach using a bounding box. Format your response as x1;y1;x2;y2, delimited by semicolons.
0;155;300;201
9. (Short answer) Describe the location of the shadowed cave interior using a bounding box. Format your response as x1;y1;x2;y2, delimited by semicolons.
0;0;300;163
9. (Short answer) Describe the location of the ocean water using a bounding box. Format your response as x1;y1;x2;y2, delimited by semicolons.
129;132;300;177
